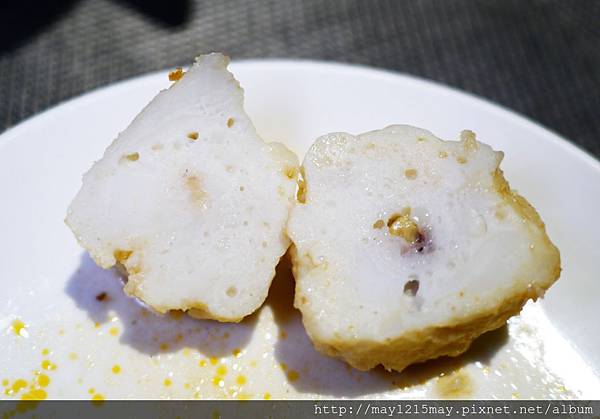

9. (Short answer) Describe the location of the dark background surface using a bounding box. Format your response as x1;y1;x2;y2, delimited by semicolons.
0;0;598;157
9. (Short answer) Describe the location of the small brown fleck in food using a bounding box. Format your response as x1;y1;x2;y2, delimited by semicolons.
438;150;448;159
404;168;417;180
226;286;237;297
185;175;206;204
168;68;184;81
113;249;132;262
387;208;420;243
417;136;426;142
284;166;297;179
296;167;307;203
403;279;419;296
124;152;139;161
227;118;235;128
373;219;385;229
187;132;199;140
151;144;163;150
456;156;467;164
95;292;109;302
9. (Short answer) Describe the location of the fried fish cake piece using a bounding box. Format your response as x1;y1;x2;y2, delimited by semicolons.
66;53;298;322
287;125;560;371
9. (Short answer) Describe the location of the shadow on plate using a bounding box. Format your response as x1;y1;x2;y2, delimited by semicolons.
66;251;508;398
268;254;509;398
65;252;258;358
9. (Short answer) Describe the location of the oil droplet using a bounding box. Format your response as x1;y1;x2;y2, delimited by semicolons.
163;379;172;387
108;327;119;336
232;348;241;357
216;365;227;376
287;370;300;382
198;359;207;367
68;352;78;361
263;392;271;400
20;388;46;400
111;365;121;374
41;360;57;371
159;343;169;351
280;363;287;371
36;374;50;388
92;393;105;403
88;388;95;394
236;375;246;385
11;379;28;394
209;357;218;366
41;348;49;356
435;371;472;398
2;379;9;386
11;320;28;338
212;377;224;387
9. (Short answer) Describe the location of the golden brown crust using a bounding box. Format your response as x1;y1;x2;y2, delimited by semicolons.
306;285;549;372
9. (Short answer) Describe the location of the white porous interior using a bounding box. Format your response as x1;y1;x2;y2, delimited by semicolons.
66;53;298;320
288;125;557;342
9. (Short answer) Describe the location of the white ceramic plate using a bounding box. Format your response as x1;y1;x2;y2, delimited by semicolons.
1;60;599;400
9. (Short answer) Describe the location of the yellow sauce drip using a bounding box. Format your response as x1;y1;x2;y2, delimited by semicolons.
11;320;27;337
41;360;56;371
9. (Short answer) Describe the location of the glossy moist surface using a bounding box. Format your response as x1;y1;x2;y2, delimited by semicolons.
287;125;560;371
66;53;298;321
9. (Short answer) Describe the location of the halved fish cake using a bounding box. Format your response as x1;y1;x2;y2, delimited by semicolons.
66;53;298;322
287;125;560;371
